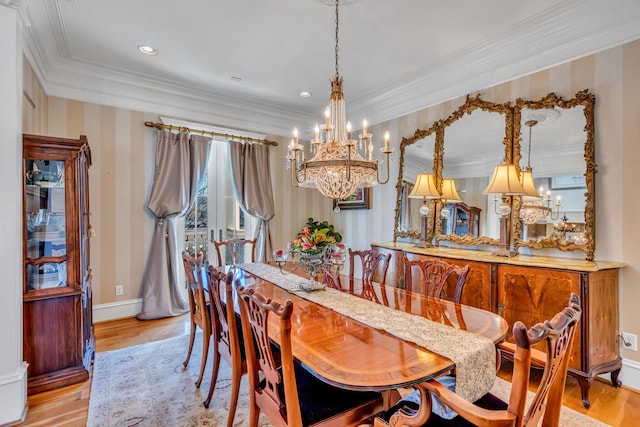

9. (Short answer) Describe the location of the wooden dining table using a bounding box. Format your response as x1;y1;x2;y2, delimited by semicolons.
226;263;508;425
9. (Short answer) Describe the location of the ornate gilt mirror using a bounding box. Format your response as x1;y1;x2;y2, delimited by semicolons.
393;124;439;242
434;95;514;248
512;90;596;260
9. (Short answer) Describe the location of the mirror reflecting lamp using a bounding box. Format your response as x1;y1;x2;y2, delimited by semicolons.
286;0;393;200
439;178;462;218
483;163;526;256
519;120;561;224
408;173;440;248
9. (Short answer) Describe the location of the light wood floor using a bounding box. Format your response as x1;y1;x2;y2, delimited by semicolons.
15;314;639;427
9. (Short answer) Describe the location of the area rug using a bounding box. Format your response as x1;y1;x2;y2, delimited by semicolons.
87;333;610;427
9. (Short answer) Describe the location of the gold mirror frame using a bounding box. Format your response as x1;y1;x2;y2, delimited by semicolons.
434;94;514;247
512;90;596;260
393;123;440;242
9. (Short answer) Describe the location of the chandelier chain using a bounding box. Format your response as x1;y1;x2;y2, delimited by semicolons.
335;0;340;78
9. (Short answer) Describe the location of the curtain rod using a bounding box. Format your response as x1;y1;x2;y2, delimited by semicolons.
144;121;278;146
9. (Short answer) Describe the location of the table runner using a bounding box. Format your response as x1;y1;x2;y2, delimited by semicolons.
236;263;496;403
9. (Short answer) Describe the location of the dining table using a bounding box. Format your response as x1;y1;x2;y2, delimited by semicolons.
226;262;509;426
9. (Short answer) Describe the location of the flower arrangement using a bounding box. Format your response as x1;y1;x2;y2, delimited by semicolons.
290;218;342;255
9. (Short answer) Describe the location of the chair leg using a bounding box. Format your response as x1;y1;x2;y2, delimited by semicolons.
226;363;243;427
183;322;196;367
195;333;210;388
203;348;221;408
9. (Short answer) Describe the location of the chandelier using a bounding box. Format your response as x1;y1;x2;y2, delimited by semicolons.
519;120;561;225
286;0;394;201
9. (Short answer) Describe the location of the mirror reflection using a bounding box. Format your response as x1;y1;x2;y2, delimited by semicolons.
513;90;596;260
394;129;436;240
436;98;512;247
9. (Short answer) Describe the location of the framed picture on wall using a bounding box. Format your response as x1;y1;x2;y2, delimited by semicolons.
333;187;372;211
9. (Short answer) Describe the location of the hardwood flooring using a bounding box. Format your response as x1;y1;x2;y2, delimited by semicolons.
15;314;639;426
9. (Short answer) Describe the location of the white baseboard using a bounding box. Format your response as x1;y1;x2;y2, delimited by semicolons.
0;362;28;425
619;357;640;392
93;298;143;323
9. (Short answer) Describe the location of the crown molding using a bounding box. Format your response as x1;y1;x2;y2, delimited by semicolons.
21;0;640;139
348;0;640;125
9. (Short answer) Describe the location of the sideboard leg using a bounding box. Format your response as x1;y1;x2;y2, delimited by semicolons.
611;368;622;388
577;377;592;409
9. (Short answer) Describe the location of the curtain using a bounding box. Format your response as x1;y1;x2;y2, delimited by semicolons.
228;141;275;262
137;130;211;320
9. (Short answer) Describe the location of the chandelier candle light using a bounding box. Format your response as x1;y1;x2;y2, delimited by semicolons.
286;0;394;201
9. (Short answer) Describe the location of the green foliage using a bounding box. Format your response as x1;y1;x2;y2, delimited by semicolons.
304;217;342;243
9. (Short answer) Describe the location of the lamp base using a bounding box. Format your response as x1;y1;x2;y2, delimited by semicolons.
414;241;432;249
492;246;517;257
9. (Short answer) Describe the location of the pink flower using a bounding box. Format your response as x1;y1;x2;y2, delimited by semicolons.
275;249;284;258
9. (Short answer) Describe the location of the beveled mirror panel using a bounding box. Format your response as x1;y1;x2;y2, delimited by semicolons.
394;125;438;241
435;95;514;247
512;90;595;260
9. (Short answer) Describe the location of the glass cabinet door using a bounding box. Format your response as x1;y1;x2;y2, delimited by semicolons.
24;158;68;291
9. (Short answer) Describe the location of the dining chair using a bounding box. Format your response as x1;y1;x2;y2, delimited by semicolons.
349;248;392;284
181;250;211;388
374;293;582;427
204;265;247;425
213;238;257;266
236;283;386;427
403;256;470;303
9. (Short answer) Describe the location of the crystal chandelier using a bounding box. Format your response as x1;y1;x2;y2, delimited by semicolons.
519;120;561;225
286;0;394;201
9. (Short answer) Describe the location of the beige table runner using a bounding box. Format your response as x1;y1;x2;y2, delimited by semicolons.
237;263;496;403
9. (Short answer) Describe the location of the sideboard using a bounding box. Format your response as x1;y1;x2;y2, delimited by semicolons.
371;242;625;409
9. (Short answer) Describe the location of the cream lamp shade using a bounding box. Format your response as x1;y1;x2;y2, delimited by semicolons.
409;173;440;199
483;163;527;195
519;167;541;198
440;178;462;203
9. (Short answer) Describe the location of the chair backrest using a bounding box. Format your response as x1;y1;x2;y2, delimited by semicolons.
349;248;392;284
403;255;469;303
236;283;300;426
509;293;582;427
213;238;257;266
206;265;244;365
182;251;209;332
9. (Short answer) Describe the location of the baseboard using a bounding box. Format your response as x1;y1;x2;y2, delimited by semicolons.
0;362;28;425
619;357;640;392
93;298;143;323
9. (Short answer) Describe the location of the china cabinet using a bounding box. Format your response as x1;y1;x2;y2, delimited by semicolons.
441;202;481;237
22;134;94;394
371;242;624;409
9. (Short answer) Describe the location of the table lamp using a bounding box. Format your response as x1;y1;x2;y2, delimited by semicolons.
483;163;526;256
408;173;441;248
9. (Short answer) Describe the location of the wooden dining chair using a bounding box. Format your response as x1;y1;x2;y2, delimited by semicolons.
213;238;257;266
349;248;392;284
403;255;470;303
181;250;211;388
236;283;386;427
204;265;247;425
374;293;582;427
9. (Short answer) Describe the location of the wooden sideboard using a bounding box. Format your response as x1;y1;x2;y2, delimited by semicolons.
371;242;624;409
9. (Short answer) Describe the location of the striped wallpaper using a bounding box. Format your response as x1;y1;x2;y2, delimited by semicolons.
22;41;640;364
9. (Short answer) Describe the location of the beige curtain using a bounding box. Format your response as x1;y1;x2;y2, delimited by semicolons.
137;130;211;320
228;141;275;262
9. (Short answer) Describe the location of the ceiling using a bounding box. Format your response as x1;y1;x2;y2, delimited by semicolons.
19;0;640;139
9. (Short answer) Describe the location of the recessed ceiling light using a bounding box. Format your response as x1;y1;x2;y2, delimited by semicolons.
299;91;312;98
137;45;158;56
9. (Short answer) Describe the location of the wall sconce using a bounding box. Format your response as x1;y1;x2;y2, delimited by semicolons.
483;163;526;256
408;173;440;248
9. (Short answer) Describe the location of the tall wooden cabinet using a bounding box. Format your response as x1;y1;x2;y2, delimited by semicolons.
22;134;94;394
371;242;624;409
